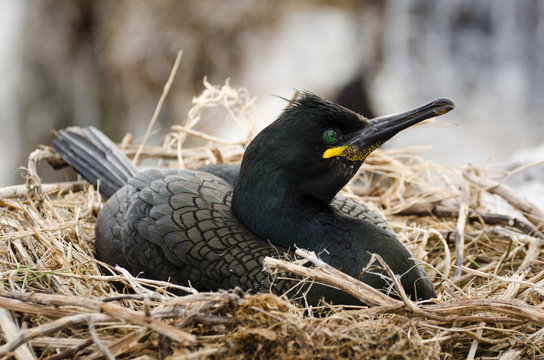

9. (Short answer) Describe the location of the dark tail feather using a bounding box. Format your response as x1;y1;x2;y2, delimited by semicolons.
52;126;138;199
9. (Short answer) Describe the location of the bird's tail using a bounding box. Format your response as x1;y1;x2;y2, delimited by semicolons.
52;126;138;199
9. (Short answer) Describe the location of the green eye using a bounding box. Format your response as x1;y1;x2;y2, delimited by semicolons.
323;129;338;144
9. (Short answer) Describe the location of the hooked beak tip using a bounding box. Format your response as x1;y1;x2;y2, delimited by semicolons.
431;97;456;115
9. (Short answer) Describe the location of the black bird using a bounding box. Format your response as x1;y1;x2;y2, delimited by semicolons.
52;92;454;304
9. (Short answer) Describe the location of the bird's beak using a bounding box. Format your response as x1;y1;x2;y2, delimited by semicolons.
323;97;455;161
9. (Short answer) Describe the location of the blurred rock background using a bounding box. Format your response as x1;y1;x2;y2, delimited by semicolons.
1;0;543;199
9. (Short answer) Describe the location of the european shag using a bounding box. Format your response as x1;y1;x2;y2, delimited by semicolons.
52;92;454;305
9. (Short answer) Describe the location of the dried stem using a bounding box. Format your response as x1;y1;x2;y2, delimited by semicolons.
463;170;544;230
133;50;183;164
397;202;544;240
263;250;398;307
453;185;469;279
0;308;37;360
0;313;108;356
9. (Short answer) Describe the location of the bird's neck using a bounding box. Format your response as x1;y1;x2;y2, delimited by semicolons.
232;175;336;250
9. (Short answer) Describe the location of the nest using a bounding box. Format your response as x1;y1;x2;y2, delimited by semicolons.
1;77;544;359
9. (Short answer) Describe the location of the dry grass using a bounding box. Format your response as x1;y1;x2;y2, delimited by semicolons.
1;80;544;359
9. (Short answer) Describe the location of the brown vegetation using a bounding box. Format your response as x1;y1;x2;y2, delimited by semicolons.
1;81;543;359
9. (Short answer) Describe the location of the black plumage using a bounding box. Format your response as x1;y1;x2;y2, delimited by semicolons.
52;92;454;304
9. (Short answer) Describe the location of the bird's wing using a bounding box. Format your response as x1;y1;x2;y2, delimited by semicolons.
331;194;395;236
95;168;295;294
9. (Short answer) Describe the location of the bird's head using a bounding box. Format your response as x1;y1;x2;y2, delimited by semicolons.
238;92;455;204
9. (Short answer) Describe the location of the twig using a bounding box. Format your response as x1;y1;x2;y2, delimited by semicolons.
133;50;183;164
506;158;544;180
463;170;544;230
0;308;37;360
44;338;93;360
1;292;195;345
466;321;485;360
499;327;544;360
263;249;398;307
0;313;108;356
115;265;160;296
425;298;544;326
88;317;115;360
509;229;541;275
0;293;197;349
0;181;87;199
123;146;179;160
397;202;544;240
179;347;223;359
430;228;452;279
0;296;74;319
453;185;469;280
171;125;247;145
372;254;443;322
99;302;196;345
25;146;59;213
459;266;544;294
84;328;148;360
34;265;198;294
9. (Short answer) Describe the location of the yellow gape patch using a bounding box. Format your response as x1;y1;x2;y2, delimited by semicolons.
322;141;384;161
322;146;348;159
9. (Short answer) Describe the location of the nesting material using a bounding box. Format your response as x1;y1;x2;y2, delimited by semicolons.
1;81;543;359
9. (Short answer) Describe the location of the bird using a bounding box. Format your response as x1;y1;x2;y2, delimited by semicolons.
52;92;454;305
